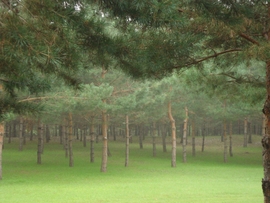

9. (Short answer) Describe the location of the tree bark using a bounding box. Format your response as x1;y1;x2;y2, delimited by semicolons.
152;122;157;157
0;123;4;180
183;107;188;163
19;117;23;151
37;119;43;164
229;122;233;157
161;123;167;153
90;117;95;163
100;109;108;172
191;120;196;157
201;123;206;152
243;118;248;147
125;115;129;167
262;58;270;202
68;113;74;167
223;120;227;163
168;100;176;167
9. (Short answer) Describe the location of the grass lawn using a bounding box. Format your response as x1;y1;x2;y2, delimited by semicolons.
0;134;263;203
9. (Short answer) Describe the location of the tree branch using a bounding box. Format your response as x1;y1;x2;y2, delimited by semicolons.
239;33;260;45
183;48;242;67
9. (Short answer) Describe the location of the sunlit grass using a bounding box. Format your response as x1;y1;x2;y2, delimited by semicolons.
0;134;263;203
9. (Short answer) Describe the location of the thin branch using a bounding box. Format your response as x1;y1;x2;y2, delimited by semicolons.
239;33;260;45
183;48;242;67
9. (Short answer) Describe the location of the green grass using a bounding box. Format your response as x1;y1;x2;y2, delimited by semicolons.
0;135;263;203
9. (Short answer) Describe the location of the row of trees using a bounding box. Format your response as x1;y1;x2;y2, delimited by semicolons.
0;0;269;202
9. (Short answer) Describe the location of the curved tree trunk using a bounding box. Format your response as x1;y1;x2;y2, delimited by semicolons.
168;101;176;167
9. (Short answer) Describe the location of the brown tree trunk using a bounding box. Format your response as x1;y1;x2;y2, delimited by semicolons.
139;125;143;149
161;123;167;153
100;110;108;172
229;122;233;157
68;113;73;167
201;123;205;152
125;115;129;167
168;101;176;167
183;107;188;163
19;117;23;151
223;120;227;163
243;118;248;147
192;120;196;157
37;119;43;164
90;117;95;163
0;123;4;180
262;57;270;202
152;122;157;157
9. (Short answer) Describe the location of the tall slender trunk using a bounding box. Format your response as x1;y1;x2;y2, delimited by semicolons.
243;118;248;147
183;107;188;163
37;119;43;164
262;58;270;201
161;123;167;152
168;100;176;167
125;115;130;167
90;117;95;163
248;121;252;143
139;125;143;149
0;123;4;180
229;122;233;157
100;109;108;172
223;120;227;163
68;113;73;167
201;123;205;152
152;122;157;157
19;117;23;151
263;114;266;137
192;120;196;157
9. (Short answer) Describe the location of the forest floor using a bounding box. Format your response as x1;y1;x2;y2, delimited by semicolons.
0;134;263;203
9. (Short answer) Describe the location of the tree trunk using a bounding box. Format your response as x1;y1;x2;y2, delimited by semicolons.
262;56;270;202
83;127;87;147
19;117;23;151
125;115;129;167
90;117;95;163
248;121;252;143
161;124;167;153
100;110;108;172
263;114;266;137
0;123;4;180
183;107;188;163
192;120;196;157
229;122;233;157
68;113;73;167
45;125;50;143
223;120;227;163
243;118;248;147
201;124;205;152
168;101;176;167
37;119;43;164
139;125;143;149
152;122;157;157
